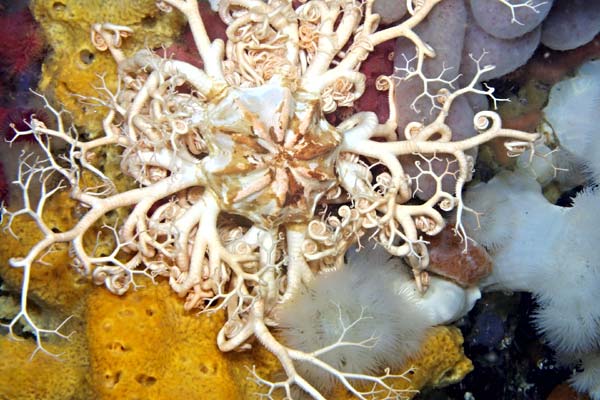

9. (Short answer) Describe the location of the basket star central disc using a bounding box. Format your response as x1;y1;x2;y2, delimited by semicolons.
201;78;341;228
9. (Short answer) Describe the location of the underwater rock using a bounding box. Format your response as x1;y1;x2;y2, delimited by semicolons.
468;309;506;349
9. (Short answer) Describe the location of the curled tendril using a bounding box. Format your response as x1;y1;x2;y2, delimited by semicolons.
474;110;501;133
223;319;244;338
298;23;317;41
505;140;534;157
232;241;252;255
91;23;133;51
90;32;108;51
375;75;392;91
171;119;189;134
326;216;341;229
220;226;244;243
404;121;423;140
337;205;352;221
414;215;437;234
301;239;319;255
93;267;131;295
297;2;322;23
324;186;342;200
307;220;329;241
438;197;455;211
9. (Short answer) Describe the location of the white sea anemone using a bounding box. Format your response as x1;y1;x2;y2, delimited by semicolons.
276;257;430;392
531;186;600;354
465;170;600;399
542;58;600;186
571;353;600;400
466;173;600;353
465;171;567;292
543;60;600;157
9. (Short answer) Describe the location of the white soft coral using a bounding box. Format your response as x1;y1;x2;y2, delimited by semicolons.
276;245;481;393
532;186;600;354
276;258;430;393
543;59;600;186
464;171;600;399
571;353;600;400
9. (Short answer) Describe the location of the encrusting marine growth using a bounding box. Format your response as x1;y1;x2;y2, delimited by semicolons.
1;0;541;398
31;0;187;134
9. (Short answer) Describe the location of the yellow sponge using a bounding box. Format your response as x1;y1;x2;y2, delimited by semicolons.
0;333;91;400
86;280;282;399
31;0;185;135
0;189;90;313
331;326;473;399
